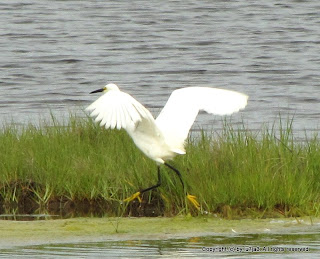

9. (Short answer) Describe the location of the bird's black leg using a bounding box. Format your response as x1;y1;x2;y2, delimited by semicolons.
140;166;162;194
125;164;200;210
164;162;200;210
164;162;185;191
124;166;161;202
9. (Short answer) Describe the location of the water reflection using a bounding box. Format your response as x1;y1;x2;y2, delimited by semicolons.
0;232;319;258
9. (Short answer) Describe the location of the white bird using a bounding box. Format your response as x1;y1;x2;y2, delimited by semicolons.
86;83;248;209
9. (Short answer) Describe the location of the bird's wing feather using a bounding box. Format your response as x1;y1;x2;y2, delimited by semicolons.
155;87;248;151
86;90;174;163
86;90;155;132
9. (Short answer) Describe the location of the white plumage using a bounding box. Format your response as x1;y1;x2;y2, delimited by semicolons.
86;83;248;164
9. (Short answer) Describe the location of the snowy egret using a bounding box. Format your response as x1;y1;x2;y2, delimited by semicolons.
86;83;248;209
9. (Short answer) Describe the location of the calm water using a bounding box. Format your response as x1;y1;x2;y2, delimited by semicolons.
0;231;319;258
1;0;320;137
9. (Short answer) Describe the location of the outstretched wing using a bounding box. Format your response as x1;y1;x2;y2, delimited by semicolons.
86;90;155;131
155;87;248;151
86;90;174;163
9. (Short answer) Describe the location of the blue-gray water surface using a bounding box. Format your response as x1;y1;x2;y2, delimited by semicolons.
1;0;320;138
0;231;319;258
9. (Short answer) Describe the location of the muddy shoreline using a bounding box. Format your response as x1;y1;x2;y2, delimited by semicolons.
0;217;319;249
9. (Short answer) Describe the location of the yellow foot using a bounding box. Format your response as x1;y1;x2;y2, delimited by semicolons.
124;191;142;202
187;194;200;210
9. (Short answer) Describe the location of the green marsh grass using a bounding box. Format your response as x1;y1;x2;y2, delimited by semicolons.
1;115;320;218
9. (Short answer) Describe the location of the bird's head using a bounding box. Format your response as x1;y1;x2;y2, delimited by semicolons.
90;83;120;94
